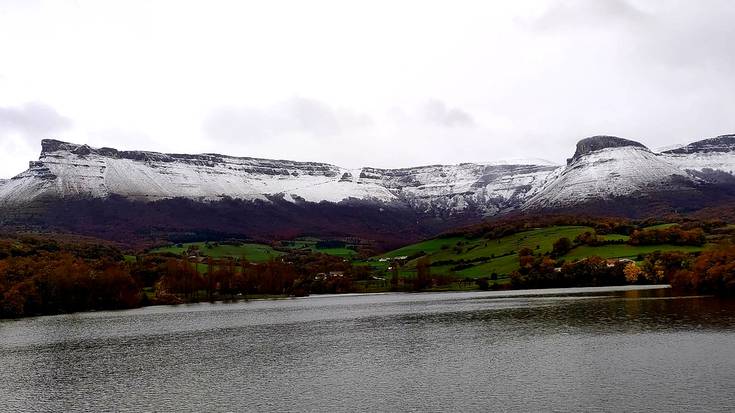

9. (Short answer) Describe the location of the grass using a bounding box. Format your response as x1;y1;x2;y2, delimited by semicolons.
279;237;359;258
148;223;706;284
373;226;595;278
599;233;630;241
150;242;284;262
150;237;359;264
378;236;467;259
372;224;708;279
562;243;707;261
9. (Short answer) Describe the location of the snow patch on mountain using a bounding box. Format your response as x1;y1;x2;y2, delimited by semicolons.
661;135;735;175
663;152;735;175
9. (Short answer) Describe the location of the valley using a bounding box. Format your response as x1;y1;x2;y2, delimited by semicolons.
1;135;735;317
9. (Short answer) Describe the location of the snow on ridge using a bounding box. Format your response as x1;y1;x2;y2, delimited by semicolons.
5;137;735;216
654;143;686;153
662;134;735;155
525;146;697;208
662;151;735;175
0;139;560;216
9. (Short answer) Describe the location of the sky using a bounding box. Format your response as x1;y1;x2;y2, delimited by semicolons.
1;0;734;178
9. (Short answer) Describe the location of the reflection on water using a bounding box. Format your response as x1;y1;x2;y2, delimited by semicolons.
1;286;734;412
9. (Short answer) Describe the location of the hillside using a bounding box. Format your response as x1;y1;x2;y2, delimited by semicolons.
369;223;712;282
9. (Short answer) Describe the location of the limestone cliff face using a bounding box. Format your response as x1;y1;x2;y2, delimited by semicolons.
2;135;735;220
0;139;558;217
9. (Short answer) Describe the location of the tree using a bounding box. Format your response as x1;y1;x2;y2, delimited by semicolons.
414;257;432;290
518;248;535;274
671;246;735;295
551;237;573;257
623;262;642;284
390;261;400;291
206;257;215;300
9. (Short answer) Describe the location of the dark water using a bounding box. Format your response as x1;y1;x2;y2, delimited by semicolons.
1;286;735;412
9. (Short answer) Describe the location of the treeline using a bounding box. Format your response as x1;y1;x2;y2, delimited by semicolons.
442;213;726;243
512;222;712;290
512;242;735;295
0;252;139;317
0;236;372;318
388;256;471;292
671;247;735;294
554;225;707;254
628;226;706;246
443;215;638;240
511;248;627;289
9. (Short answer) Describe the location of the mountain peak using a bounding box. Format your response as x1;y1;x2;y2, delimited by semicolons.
568;136;648;164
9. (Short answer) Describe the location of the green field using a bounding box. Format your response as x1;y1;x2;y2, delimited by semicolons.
599;233;630;241
150;242;283;262
372;225;709;279
149;224;708;281
373;226;594;278
279;237;359;258
150;237;359;262
380;226;593;259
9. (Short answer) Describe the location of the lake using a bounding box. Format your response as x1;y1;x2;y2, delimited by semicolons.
1;285;734;412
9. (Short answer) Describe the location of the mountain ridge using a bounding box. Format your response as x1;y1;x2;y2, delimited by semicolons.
1;134;734;245
1;139;559;217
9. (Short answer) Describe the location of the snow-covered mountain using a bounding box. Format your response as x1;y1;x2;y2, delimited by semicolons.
661;135;735;176
0;139;558;217
1;135;734;245
524;134;735;210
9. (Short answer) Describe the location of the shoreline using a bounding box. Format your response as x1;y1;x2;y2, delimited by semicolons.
1;284;674;321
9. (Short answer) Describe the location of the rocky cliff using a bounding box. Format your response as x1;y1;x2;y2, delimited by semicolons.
1;135;734;244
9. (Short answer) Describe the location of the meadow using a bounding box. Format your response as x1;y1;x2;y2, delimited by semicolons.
150;242;283;262
148;224;710;285
368;224;709;281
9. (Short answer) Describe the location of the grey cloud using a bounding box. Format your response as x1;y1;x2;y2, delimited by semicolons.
204;97;372;142
636;2;735;72
421;100;475;127
0;102;72;144
530;0;735;72
531;0;647;32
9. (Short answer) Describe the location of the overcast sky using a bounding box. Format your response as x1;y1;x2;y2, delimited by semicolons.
1;0;734;177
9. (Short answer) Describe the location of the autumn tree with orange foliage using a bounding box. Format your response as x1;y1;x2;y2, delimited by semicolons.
672;245;735;295
0;251;140;317
629;226;706;246
623;262;642;284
